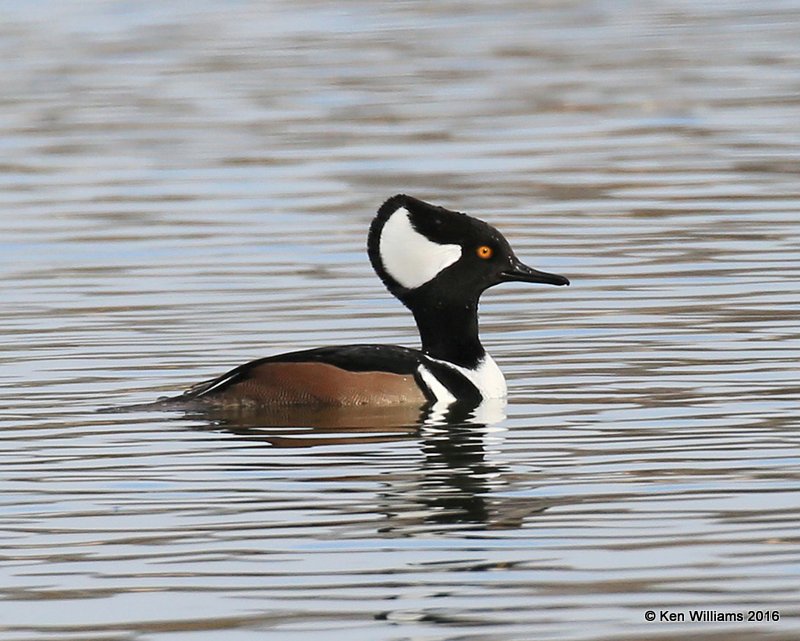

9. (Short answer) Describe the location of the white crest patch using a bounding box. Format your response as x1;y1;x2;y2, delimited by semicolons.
379;207;462;289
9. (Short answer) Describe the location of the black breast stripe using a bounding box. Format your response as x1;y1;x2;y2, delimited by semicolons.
414;359;482;405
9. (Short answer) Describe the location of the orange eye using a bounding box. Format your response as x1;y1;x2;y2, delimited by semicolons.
476;245;493;260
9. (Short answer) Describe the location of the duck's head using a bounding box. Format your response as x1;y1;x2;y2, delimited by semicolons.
367;194;569;308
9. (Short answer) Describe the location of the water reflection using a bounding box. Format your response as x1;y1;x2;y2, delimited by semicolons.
380;422;552;532
180;402;429;446
173;398;539;531
144;392;508;441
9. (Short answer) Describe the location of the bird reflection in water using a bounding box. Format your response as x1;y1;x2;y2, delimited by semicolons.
177;398;553;532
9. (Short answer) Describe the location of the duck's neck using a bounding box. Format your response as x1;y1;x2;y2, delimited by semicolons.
406;294;485;369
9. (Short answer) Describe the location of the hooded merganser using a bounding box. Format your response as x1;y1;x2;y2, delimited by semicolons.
170;195;569;408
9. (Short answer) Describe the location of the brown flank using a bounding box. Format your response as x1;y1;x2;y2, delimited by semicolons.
206;361;427;407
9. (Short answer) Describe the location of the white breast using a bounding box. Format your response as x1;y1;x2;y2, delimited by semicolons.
446;354;507;399
420;353;507;402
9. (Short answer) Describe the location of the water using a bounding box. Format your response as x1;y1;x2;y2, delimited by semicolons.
2;1;799;639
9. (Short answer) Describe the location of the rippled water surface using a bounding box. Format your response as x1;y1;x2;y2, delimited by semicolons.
2;1;800;640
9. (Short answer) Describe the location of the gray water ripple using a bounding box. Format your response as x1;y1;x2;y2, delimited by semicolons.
2;1;800;640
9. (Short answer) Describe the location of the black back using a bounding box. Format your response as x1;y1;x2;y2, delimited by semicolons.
174;344;481;405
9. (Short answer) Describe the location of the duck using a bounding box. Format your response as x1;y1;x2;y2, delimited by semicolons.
168;195;569;408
